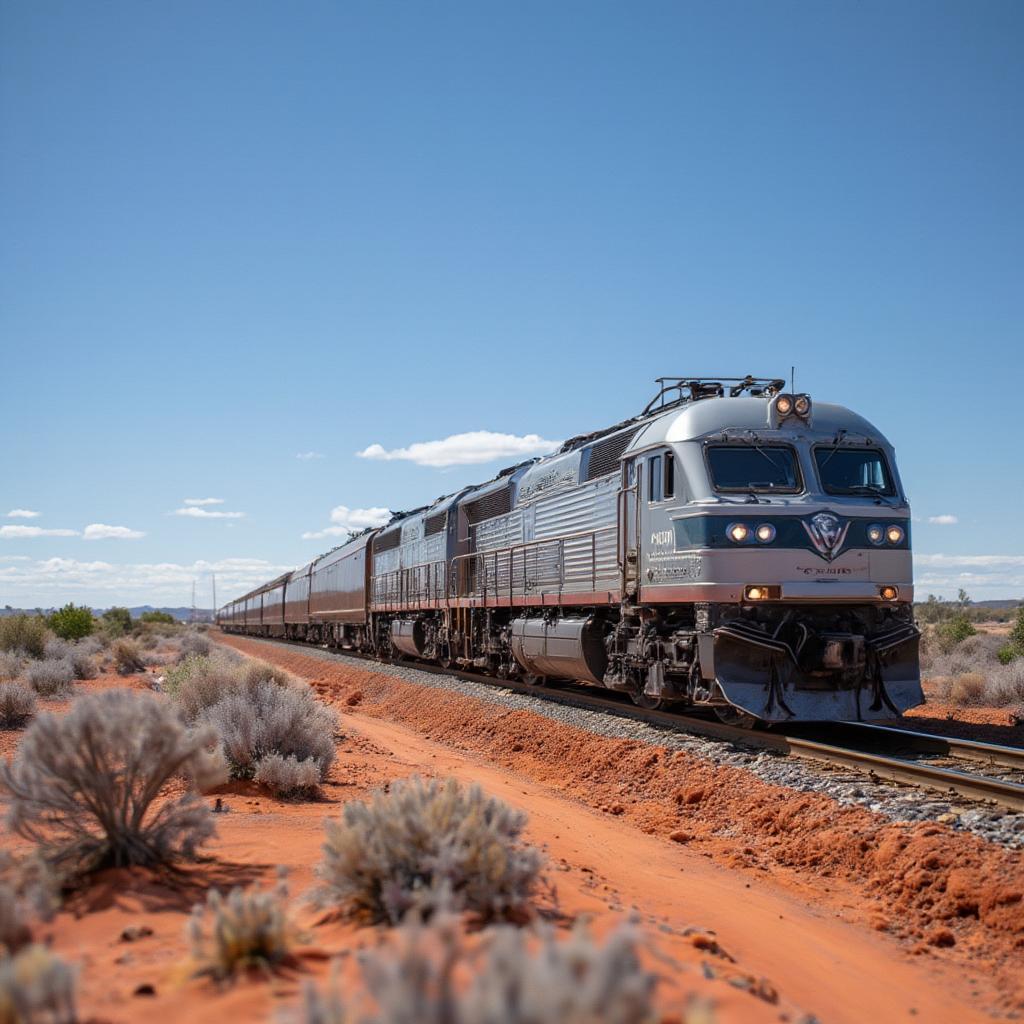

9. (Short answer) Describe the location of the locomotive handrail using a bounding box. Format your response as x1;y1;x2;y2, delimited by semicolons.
448;525;616;603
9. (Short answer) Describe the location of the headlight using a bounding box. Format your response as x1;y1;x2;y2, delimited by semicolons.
746;586;766;600
727;523;750;543
755;523;776;543
776;394;794;416
867;524;885;545
794;394;811;417
879;585;899;601
885;525;905;545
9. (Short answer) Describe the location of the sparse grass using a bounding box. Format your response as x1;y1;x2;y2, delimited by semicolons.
0;944;77;1024
25;659;75;699
0;689;225;873
201;681;336;789
0;616;49;661
316;776;543;925
188;871;296;979
111;637;146;674
0;683;36;729
298;917;655;1024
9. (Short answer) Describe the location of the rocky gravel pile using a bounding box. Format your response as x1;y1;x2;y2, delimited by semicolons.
241;638;1024;849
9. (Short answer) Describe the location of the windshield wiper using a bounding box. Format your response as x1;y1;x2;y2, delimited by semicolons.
817;429;848;473
842;484;897;506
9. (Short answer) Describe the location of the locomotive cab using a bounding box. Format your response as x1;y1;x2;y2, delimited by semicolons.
624;386;922;722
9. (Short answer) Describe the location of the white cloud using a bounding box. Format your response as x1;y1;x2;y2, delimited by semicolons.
172;507;245;519
927;514;959;526
0;556;292;606
0;525;79;539
6;509;40;519
357;430;560;468
303;505;391;541
83;523;146;541
296;451;324;461
914;552;1024;598
183;498;224;506
0;555;31;562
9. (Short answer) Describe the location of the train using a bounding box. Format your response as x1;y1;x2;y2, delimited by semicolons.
218;376;923;725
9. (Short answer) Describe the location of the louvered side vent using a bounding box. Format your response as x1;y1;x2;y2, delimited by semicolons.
425;510;448;536
585;428;640;480
373;528;402;553
463;487;512;524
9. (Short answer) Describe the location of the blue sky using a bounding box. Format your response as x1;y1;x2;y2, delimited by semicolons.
1;0;1021;607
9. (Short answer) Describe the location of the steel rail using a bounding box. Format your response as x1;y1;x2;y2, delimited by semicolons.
221;633;1024;813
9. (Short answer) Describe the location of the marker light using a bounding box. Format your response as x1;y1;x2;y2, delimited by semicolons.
879;585;899;601
794;394;811;417
727;523;750;543
746;586;766;600
867;524;885;545
744;584;780;601
776;395;794;416
755;523;776;543
885;525;905;545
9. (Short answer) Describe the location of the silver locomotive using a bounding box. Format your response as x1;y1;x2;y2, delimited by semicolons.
220;376;922;724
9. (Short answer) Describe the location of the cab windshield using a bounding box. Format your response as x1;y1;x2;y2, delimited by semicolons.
814;447;895;496
706;445;801;493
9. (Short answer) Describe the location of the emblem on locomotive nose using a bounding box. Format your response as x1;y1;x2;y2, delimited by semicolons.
803;512;850;561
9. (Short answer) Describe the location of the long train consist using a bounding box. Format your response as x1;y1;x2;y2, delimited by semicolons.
218;376;922;724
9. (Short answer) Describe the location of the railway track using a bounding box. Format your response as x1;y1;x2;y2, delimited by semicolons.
225;633;1024;813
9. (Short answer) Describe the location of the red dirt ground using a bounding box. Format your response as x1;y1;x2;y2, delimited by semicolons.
2;642;1022;1023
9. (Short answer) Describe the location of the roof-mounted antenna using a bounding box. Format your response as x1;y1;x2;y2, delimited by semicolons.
791;365;795;394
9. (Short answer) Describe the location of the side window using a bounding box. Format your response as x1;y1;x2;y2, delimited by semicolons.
648;455;663;503
664;452;675;499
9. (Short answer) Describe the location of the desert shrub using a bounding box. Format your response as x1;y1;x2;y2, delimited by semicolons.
188;871;296;979
100;607;133;637
68;645;97;681
935;615;977;654
941;672;987;705
0;944;77;1024
201;681;335;786
298;917;654;1024
254;754;323;798
111;638;146;674
316;777;543;925
179;631;211;660
997;644;1017;666
0;616;49;661
241;659;293;689
46;604;93;642
0;689;225;872
25;660;74;699
0;684;36;729
165;653;246;721
42;639;70;662
0;653;22;685
138;631;160;650
984;660;1024;708
140;611;175;625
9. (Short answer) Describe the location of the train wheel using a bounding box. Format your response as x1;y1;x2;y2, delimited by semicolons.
631;692;668;711
713;706;761;729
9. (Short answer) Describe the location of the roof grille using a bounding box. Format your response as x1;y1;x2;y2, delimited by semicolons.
585;428;640;480
425;510;448;536
373;528;402;553
463;487;512;524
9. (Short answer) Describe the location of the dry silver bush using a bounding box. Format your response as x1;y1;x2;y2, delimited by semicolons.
242;659;294;689
112;637;146;674
165;652;247;722
0;689;225;872
42;639;71;663
297;916;655;1024
254;753;323;798
179;631;211;661
0;683;36;729
201;681;336;787
0;944;77;1024
0;653;22;685
189;870;296;979
316;777;543;925
25;659;74;698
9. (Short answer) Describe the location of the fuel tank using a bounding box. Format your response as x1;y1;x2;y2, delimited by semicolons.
391;619;427;659
510;616;608;685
